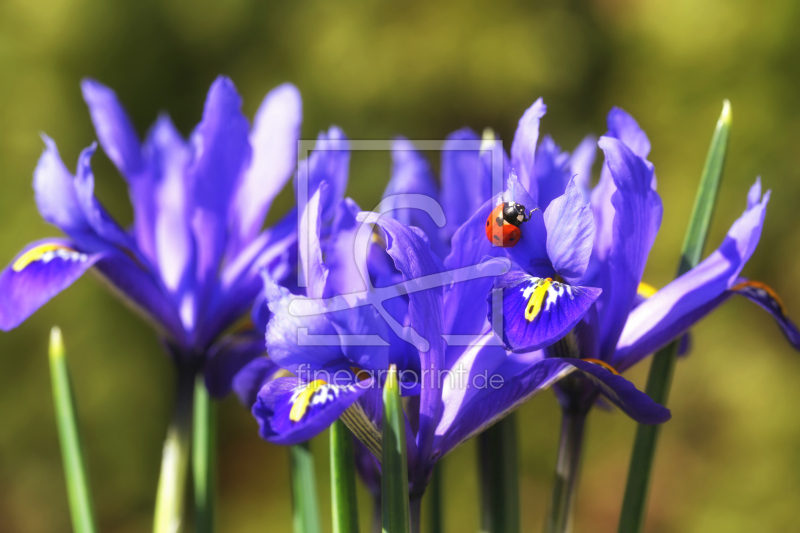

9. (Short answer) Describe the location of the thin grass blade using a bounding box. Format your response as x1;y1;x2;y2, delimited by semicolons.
193;375;216;533
477;414;520;533
381;365;410;533
618;100;732;533
49;327;98;533
331;418;360;533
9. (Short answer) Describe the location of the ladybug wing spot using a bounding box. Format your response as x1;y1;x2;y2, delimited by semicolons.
493;235;500;241
496;215;504;226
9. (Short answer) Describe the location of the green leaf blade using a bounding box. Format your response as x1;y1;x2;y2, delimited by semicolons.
381;365;410;533
477;414;520;533
330;419;360;533
290;442;322;533
618;100;732;533
49;327;98;533
193;376;216;533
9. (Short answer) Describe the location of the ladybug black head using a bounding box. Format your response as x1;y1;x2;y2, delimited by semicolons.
502;202;529;227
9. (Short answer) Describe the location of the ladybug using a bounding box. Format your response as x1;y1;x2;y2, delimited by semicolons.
485;201;537;247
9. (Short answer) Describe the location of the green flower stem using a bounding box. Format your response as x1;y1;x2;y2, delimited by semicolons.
193;375;216;533
330;419;360;533
381;365;411;533
290;442;322;533
545;407;588;533
617;100;732;533
477;413;520;533
153;366;195;533
48;327;97;533
427;462;443;533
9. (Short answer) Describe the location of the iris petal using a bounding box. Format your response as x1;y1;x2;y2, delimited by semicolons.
491;269;601;353
510;98;547;192
561;358;671;424
229;83;302;256
613;181;770;370
544;176;595;284
253;375;373;445
0;240;101;331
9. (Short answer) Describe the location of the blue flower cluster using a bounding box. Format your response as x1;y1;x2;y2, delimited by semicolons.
3;77;799;524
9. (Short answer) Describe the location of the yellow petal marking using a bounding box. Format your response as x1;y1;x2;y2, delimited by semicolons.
637;282;658;299
13;243;74;272
525;278;552;322
289;379;328;422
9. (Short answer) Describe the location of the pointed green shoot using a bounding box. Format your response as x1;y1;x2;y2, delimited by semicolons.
153;368;195;533
618;100;732;533
477;414;520;533
193;375;216;533
290;442;322;533
49;327;98;533
330;419;360;533
382;365;410;533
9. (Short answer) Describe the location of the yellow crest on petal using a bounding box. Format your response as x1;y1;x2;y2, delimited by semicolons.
289;380;328;422
13;243;84;272
524;278;552;322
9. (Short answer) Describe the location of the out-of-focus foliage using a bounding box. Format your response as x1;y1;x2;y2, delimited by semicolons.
1;0;799;531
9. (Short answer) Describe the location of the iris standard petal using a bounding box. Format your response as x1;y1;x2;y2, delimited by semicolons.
33;136;92;237
613;183;770;370
324;198;367;297
501;172;551;273
510;98;547;192
385;138;445;257
569;135;597;202
595;136;662;358
297;127;350;227
606;107;651;159
0;240;102;331
204;331;269;398
544;176;595;284
145;115;194;294
491;269;602;353
73;144;139;253
560;358;671;424
81;79;162;261
81;78;144;178
530;135;570;210
440;128;490;244
253;376;373;445
189;76;252;301
299;184;329;300
230;83;302;256
589;108;652;270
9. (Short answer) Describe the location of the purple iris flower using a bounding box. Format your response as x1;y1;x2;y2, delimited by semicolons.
237;131;580;506
491;100;800;421
0;77;302;366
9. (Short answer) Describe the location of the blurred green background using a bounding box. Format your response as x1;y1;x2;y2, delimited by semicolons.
2;0;800;531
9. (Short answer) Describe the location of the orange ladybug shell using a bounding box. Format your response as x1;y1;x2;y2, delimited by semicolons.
485;204;522;247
